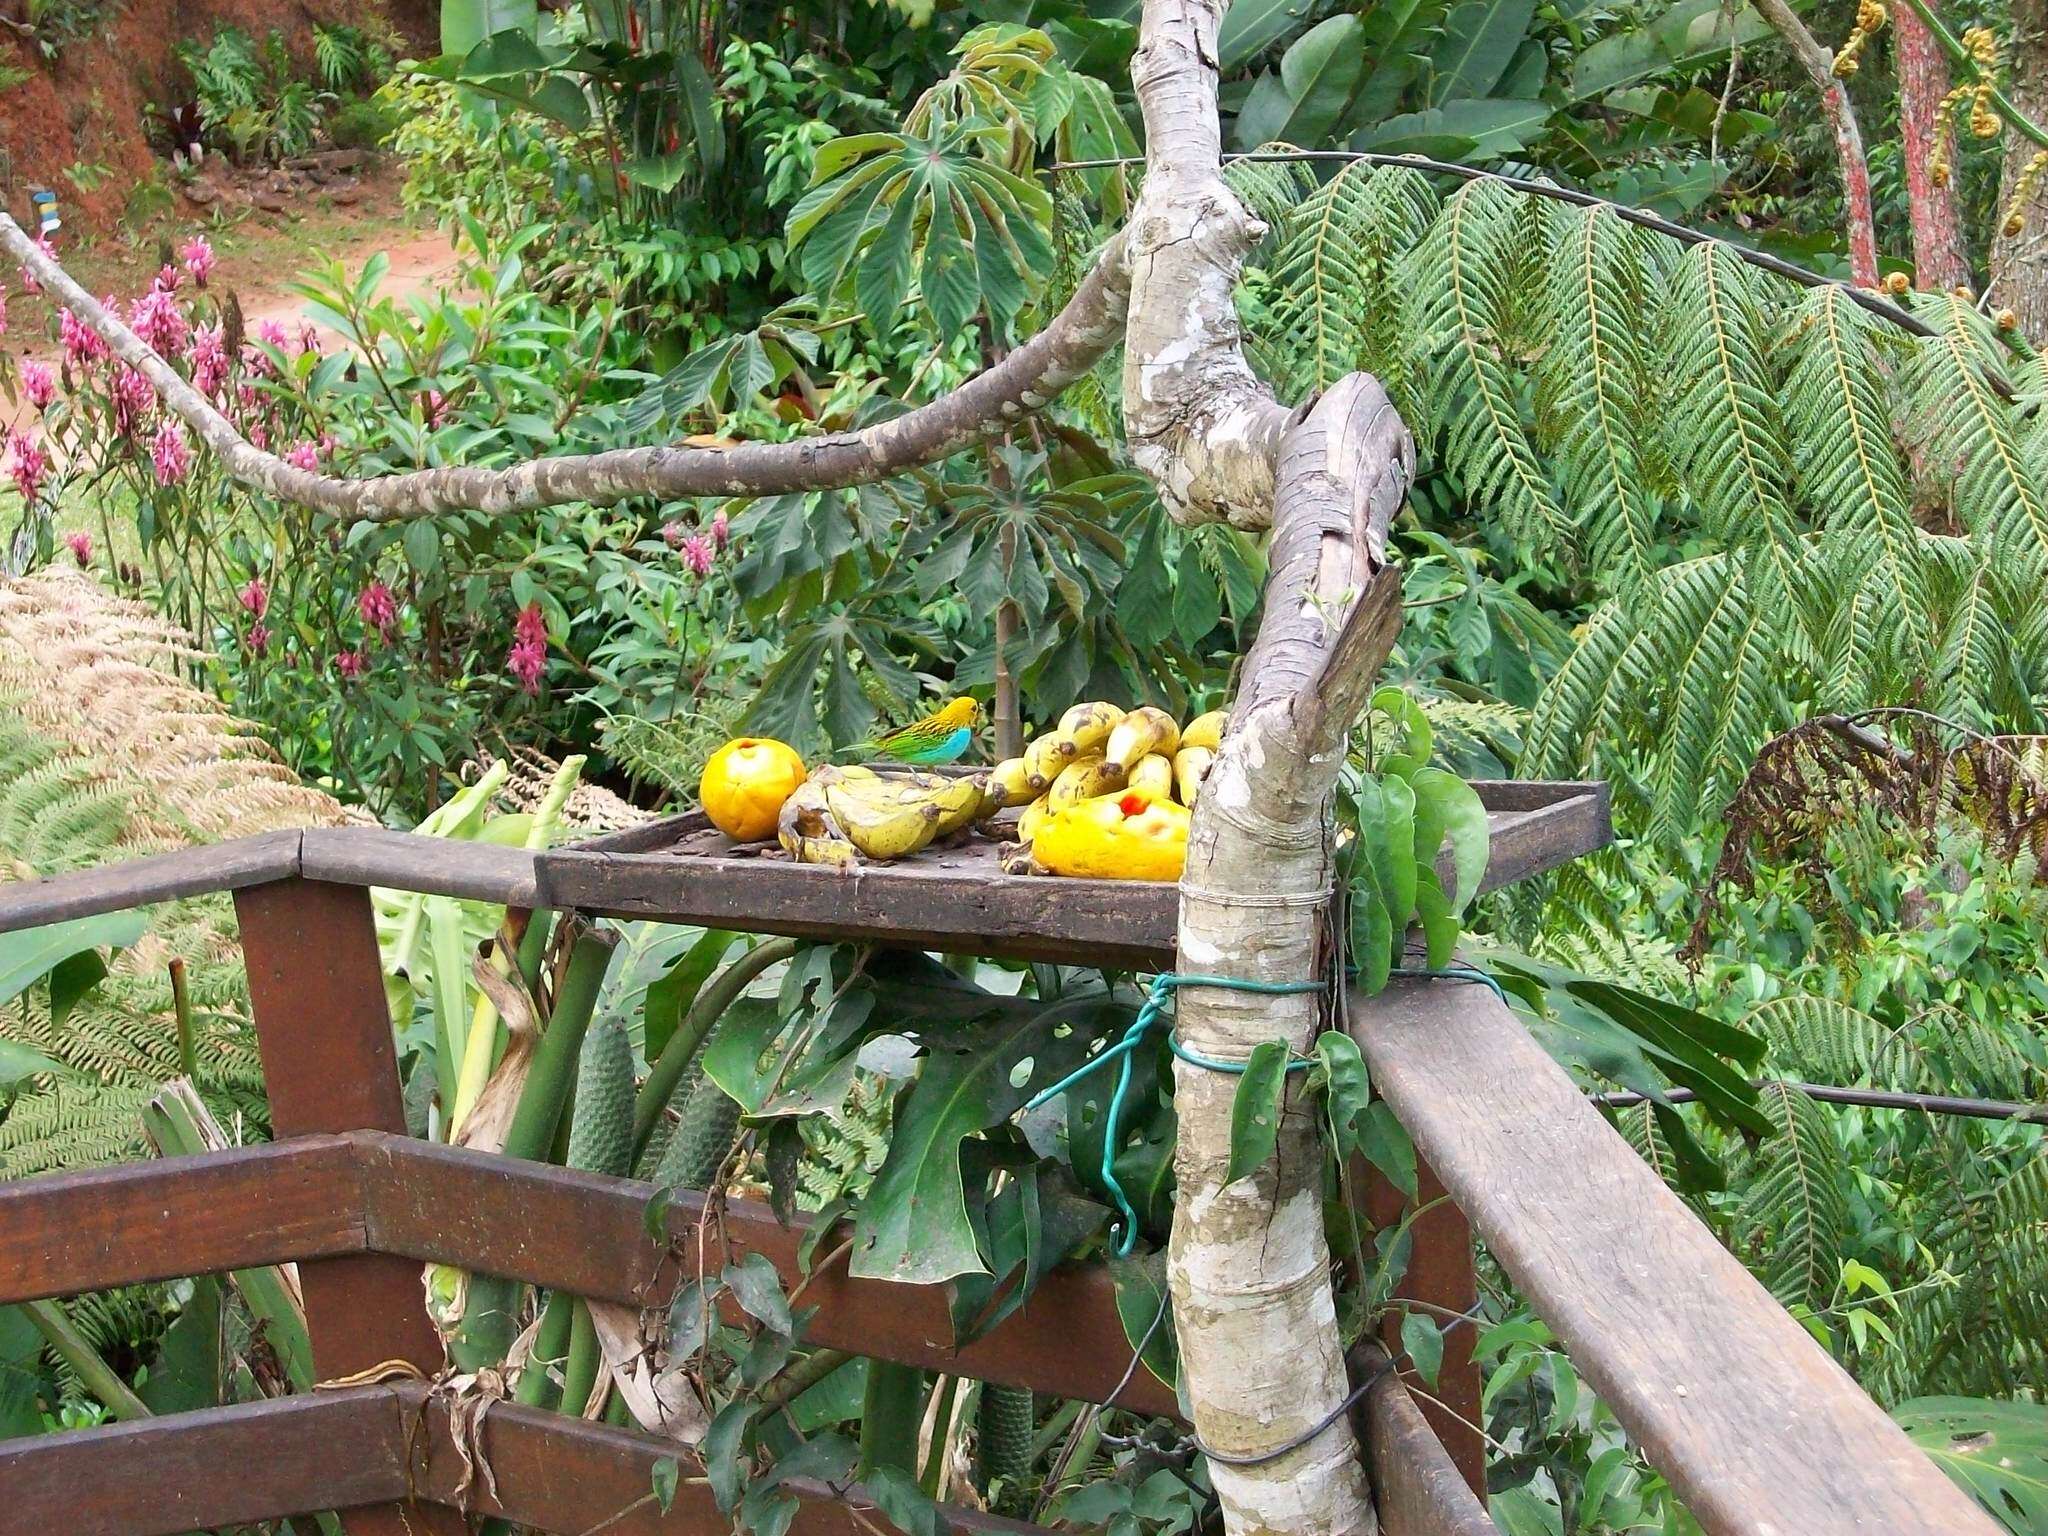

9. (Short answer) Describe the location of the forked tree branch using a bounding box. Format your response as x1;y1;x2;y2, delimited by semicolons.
1751;0;1882;285
0;214;1130;520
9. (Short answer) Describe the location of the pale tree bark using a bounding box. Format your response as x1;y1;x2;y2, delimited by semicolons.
1753;0;1883;285
1991;0;2048;335
0;216;1130;521
1120;0;1416;1531
1895;4;1973;290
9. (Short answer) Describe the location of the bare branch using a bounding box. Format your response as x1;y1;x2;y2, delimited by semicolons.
0;213;1130;522
1750;0;1881;285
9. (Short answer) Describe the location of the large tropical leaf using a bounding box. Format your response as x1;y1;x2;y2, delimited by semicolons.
1896;1398;2048;1534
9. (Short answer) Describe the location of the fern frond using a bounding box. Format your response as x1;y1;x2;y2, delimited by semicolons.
1738;1079;1849;1314
1541;206;1662;593
1403;178;1567;549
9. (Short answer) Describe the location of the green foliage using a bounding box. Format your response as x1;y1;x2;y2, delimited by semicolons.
176;28;336;165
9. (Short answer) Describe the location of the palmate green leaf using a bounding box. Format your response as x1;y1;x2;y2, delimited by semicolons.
1896;1398;2048;1534
851;995;1124;1284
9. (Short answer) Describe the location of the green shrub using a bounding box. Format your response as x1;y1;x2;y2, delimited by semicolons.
325;96;398;150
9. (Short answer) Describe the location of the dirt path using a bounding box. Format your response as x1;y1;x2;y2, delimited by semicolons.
6;167;462;429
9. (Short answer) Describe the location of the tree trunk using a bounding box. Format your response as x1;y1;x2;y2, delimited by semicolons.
1119;0;1417;1528
1753;0;1883;285
1992;0;2048;334
1895;4;1972;290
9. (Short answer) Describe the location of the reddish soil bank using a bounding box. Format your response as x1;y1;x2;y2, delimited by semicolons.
0;0;436;234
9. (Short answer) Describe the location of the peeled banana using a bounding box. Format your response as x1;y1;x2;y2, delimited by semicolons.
1180;710;1225;751
1053;701;1125;759
1173;746;1216;806
1048;754;1127;811
822;771;982;860
1105;706;1180;772
778;779;860;867
1127;753;1174;800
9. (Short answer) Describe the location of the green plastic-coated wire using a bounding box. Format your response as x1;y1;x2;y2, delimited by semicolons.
1020;966;1505;1257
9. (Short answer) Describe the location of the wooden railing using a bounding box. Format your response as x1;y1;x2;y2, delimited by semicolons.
0;829;1998;1536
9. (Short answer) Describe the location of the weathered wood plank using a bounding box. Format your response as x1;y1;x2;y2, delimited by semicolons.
394;1381;1055;1535
1362;1155;1484;1500
1352;977;1997;1535
0;829;301;934
0;1386;405;1536
300;826;540;907
236;879;466;1536
1359;1349;1496;1536
353;1131;1179;1416
547;781;1609;966
0;1136;364;1305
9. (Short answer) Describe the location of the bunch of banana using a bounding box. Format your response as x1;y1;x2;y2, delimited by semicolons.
778;764;984;866
984;705;1228;876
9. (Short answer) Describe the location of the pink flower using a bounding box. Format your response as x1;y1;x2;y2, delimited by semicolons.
358;581;397;638
661;519;685;549
285;440;319;472
191;325;228;397
151;420;190;485
5;429;49;503
334;648;366;680
297;321;321;356
709;510;730;551
238;577;268;618
423;389;449;428
256;318;289;350
246;621;271;654
64;531;91;566
129;288;190;359
22;362;56;411
514;601;547;648
508;636;546;695
114;366;155;437
180;236;215;288
681;533;714;578
61;307;109;369
153;263;181;294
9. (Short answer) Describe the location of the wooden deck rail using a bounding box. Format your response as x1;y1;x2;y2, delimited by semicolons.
1351;977;1999;1534
0;822;1994;1536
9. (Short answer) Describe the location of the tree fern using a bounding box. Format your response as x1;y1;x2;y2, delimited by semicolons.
1401;178;1567;549
1737;1079;1849;1315
1541;206;1662;595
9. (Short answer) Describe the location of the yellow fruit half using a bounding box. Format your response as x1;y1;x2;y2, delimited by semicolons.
701;737;807;842
1033;791;1190;882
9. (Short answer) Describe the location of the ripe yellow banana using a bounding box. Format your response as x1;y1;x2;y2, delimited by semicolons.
1053;701;1125;759
821;772;983;859
1180;710;1226;751
1048;754;1127;811
778;780;860;867
1016;797;1052;845
1173;745;1216;805
1022;730;1069;792
984;756;1038;810
1128;753;1174;800
1105;706;1180;772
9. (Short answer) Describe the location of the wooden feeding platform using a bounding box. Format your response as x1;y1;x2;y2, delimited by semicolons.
540;778;1612;966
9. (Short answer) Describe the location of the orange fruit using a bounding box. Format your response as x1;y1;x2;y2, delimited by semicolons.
699;737;807;842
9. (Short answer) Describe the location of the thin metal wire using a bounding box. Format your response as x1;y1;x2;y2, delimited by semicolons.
1595;1081;2048;1124
1048;149;1947;345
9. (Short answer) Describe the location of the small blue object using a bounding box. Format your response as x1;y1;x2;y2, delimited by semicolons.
1017;964;1508;1257
30;189;59;237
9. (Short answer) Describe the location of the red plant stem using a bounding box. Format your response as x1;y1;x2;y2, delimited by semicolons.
1896;2;1972;289
1754;0;1882;285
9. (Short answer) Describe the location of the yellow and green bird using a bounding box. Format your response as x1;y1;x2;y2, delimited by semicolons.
863;697;981;764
